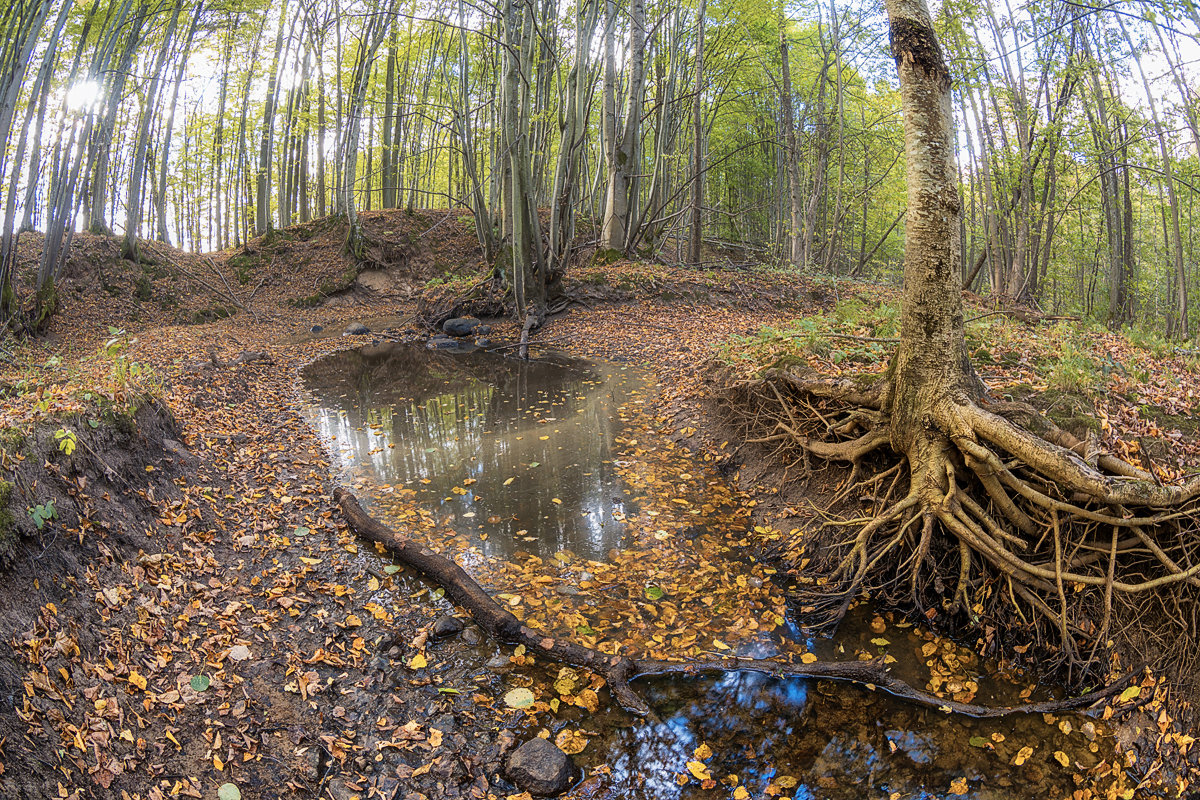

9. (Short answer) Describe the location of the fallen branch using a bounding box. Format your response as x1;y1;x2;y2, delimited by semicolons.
335;488;1136;719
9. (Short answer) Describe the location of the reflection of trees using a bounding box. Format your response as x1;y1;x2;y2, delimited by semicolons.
594;670;1083;799
303;344;640;560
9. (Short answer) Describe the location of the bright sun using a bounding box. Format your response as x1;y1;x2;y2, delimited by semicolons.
65;79;103;113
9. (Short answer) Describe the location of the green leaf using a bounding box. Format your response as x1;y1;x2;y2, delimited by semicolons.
968;736;988;748
293;526;310;537
217;783;242;800
383;565;402;574
644;585;664;601
1119;685;1141;703
528;462;540;468
190;675;211;692
576;624;596;636
437;687;461;695
433;587;445;599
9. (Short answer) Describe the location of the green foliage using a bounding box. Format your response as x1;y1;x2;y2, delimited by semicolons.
54;428;77;455
28;499;56;530
1122;325;1173;359
1045;342;1102;393
719;297;902;373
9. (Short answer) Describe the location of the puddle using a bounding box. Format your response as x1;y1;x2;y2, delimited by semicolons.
303;342;643;561
302;344;1126;799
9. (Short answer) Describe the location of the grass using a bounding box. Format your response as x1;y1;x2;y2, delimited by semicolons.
0;327;162;435
717;298;901;374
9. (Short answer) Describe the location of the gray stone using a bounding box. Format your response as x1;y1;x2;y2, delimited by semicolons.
505;737;580;796
475;324;492;335
443;317;481;337
432;615;464;638
427;336;460;350
310;324;324;333
345;322;370;336
461;627;482;645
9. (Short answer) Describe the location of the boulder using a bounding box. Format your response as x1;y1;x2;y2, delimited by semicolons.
443;317;481;337
345;322;370;336
432;615;464;638
505;737;580;796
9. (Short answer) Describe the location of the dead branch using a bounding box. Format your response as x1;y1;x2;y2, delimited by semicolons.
335;488;1136;719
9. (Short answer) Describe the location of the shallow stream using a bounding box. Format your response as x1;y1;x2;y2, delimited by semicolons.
302;343;1126;799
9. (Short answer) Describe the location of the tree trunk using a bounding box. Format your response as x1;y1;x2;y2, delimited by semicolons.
778;13;803;267
256;0;290;236
686;0;706;265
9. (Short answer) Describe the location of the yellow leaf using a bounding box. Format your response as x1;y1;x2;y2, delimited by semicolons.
733;788;749;800
409;652;428;669
551;497;562;505
1013;745;1034;766
503;477;515;486
1054;751;1070;768
686;761;712;781
554;729;588;755
777;776;798;789
949;777;968;795
128;671;147;691
693;743;712;761
299;557;321;565
346;614;362;627
712;639;730;650
800;652;818;664
213;754;224;771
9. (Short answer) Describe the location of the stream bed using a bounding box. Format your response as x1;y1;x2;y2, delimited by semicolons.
301;343;1127;799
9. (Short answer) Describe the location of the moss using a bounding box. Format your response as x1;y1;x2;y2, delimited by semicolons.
0;480;13;546
592;248;623;266
132;275;153;300
228;254;258;285
190;304;235;324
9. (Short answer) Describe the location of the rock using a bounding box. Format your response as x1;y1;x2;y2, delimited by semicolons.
311;324;324;333
443;317;481;337
432;615;464;638
461;627;482;645
484;654;511;672
427;336;461;350
475;337;492;348
228;644;252;662
505;737;580;796
345;322;370;336
553;584;579;596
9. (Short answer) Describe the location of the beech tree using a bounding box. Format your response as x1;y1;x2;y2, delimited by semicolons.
739;0;1200;680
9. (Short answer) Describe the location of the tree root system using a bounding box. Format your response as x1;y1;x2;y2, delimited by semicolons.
720;366;1200;696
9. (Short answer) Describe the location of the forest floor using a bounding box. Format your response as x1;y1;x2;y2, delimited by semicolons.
2;212;1199;799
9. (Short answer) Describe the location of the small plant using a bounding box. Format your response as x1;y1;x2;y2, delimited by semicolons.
1046;343;1102;393
29;499;56;530
54;428;77;455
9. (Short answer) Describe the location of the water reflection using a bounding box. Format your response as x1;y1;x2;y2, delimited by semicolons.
303;343;643;560
582;669;1094;799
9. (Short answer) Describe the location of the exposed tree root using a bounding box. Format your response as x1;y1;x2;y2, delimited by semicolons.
721;367;1200;693
336;488;1137;719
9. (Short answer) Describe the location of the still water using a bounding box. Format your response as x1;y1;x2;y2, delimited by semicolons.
302;343;1124;800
